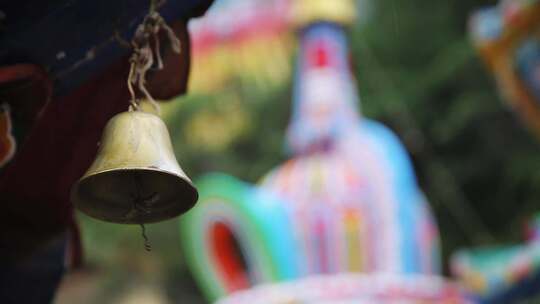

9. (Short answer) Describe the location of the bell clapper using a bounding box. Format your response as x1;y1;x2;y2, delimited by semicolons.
128;173;161;252
140;223;152;252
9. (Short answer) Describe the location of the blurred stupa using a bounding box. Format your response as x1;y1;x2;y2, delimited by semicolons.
180;0;467;303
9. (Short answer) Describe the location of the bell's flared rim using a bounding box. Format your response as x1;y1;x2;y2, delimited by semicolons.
71;167;198;224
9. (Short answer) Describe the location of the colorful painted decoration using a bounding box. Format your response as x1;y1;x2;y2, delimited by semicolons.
188;0;294;94
285;23;361;154
217;273;468;304
469;0;540;137
187;0;357;95
451;213;540;303
262;120;440;275
180;173;299;300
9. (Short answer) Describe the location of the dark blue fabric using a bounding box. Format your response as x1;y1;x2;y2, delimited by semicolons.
0;235;66;304
0;0;212;96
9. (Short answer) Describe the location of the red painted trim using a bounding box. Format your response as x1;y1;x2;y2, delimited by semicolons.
210;222;250;293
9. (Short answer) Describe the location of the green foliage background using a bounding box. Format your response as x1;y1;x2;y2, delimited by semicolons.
75;0;540;303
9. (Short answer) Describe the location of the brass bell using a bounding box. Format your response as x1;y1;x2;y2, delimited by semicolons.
71;110;198;224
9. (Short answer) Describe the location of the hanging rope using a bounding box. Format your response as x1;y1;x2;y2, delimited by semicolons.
125;0;179;251
127;0;181;114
